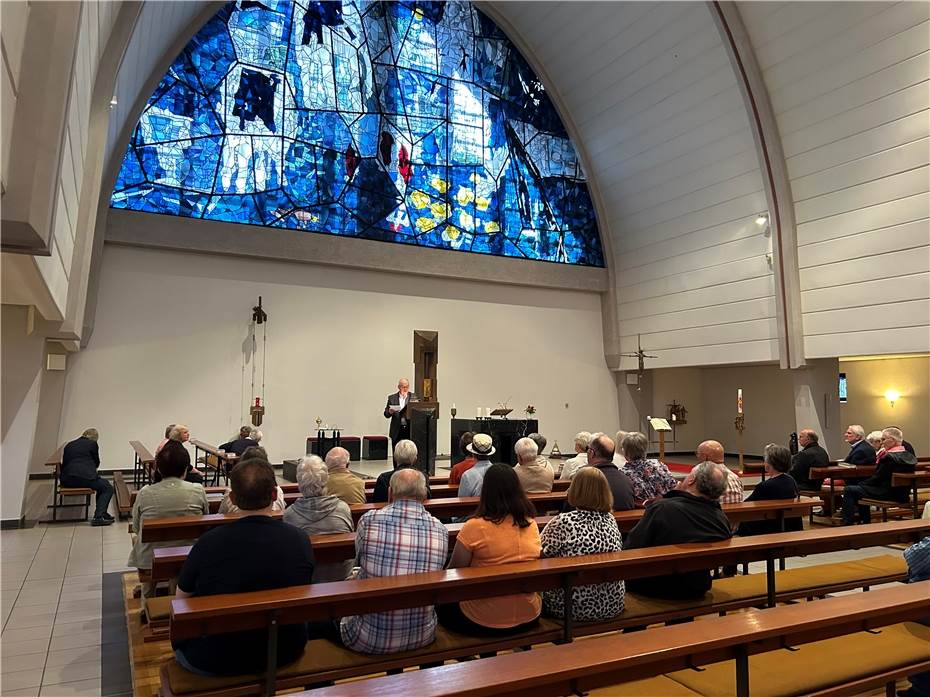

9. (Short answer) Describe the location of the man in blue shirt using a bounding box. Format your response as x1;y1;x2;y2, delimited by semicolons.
457;433;496;498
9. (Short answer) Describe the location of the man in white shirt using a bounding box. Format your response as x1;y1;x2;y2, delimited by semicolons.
559;431;592;480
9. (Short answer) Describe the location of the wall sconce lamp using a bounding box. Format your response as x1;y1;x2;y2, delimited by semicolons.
884;390;901;408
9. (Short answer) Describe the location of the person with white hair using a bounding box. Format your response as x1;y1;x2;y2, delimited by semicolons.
218;449;287;514
866;430;884;452
283;455;354;582
841;427;917;525
372;440;432;502
842;424;875;465
612;430;628;466
559;431;591;480
513;437;553;493
61;428;114;525
619;432;677;502
218;425;257;457
324;446;365;505
341;468;447;654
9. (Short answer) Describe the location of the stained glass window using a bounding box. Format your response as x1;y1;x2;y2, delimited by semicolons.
111;0;604;266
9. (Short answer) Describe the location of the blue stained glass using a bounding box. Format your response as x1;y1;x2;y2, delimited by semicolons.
110;0;603;267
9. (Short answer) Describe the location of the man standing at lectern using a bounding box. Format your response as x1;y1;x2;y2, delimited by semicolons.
384;378;418;445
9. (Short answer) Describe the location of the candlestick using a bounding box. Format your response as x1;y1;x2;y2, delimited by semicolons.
737;388;743;415
476;407;481;418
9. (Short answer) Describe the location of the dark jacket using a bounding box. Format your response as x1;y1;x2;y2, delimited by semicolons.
844;440;876;465
587;462;636;511
61;436;101;481
624;490;732;599
738;474;802;536
383;392;418;443
903;440;916;456
218;437;256;457
371;466;432;503
789;443;830;490
859;450;917;501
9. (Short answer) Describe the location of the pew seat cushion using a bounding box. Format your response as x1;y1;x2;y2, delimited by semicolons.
163;618;562;695
587;675;703;696
60;487;94;495
144;596;173;621
665;622;930;697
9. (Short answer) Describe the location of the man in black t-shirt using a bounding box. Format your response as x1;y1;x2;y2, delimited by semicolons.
172;459;314;676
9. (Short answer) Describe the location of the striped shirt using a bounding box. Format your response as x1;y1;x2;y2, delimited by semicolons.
340;499;448;654
905;536;930;583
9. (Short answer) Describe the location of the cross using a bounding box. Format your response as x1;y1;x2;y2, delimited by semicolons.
620;334;657;388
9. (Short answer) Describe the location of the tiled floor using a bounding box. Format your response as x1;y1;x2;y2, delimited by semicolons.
1;511;133;697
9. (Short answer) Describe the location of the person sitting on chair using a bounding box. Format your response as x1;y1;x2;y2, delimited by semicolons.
61;428;114;526
738;444;802;536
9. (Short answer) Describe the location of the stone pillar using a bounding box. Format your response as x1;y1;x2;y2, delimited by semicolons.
791;358;842;458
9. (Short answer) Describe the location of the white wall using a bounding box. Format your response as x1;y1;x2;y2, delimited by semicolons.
493;2;777;369
740;1;930;359
59;245;619;470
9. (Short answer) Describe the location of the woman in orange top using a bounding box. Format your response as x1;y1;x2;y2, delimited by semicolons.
438;463;542;635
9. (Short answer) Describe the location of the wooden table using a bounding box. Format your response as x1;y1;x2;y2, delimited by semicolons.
190;439;238;485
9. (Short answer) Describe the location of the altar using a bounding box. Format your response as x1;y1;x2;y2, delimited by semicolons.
450;418;539;466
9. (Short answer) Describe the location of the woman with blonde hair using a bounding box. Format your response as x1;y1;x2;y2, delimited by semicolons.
540;467;625;622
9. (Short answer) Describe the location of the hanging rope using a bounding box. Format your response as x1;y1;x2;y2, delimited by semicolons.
261;318;267;403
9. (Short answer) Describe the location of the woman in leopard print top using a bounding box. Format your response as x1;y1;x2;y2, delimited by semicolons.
540;468;624;622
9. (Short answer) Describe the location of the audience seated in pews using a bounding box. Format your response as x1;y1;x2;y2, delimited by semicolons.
558;431;591;480
512;437;553;493
448;431;477;486
540;467;625;622
577;433;634;511
696;439;744;504
340;469;447;654
737;444;803;536
624;461;732;600
843;424;876;464
324;446;365;505
61;428;114;526
440;464;541;636
372;440;432;502
528;433;553;471
218;425;258;457
619;432;677;502
283;455;354;582
867;430;884;452
842;427;917;525
612;430;628;466
900;534;930;697
129;440;209;596
218;447;287;514
158;424;205;484
172;459;315;676
789;428;829;491
456;433;496;498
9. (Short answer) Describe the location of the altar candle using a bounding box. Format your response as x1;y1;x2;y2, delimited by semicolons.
737;388;743;414
671;413;677;422
452;403;456;410
486;407;491;418
476;407;481;417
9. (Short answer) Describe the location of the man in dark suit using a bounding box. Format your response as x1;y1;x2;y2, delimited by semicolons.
789;428;830;490
61;428;114;526
843;424;876;465
383;378;418;444
219;425;258;457
841;427;917;524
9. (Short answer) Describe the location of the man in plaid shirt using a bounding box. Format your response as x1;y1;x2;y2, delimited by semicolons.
340;467;448;654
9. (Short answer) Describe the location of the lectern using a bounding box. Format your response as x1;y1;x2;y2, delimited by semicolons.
409;401;439;475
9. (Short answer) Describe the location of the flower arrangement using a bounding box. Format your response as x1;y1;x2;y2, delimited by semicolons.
524;404;536;416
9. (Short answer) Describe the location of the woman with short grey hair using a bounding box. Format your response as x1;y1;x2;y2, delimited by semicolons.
619;432;677;502
284;455;354;582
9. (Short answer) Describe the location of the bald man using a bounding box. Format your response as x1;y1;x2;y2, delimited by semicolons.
696;440;744;504
324;447;365;505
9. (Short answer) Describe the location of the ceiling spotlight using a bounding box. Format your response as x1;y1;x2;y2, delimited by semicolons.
755;213;769;226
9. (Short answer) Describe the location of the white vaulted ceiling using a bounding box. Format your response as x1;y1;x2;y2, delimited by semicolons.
101;1;930;367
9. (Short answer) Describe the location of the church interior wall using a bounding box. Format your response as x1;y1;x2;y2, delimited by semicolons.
839;355;930;456
57;244;619;471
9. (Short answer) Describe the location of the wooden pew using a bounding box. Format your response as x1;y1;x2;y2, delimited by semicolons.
130;440;156;488
150;499;816;584
113;471;133;519
348;491;569;523
895;469;930;517
300;582;930;697
160;521;930;697
189;440;238;485
44;444;92;522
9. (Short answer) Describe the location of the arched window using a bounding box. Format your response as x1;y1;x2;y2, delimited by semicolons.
111;1;604;266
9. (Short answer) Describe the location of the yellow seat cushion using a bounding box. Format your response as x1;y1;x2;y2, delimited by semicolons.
164;618;562;695
666;622;930;697
587;675;704;696
144;596;173;621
